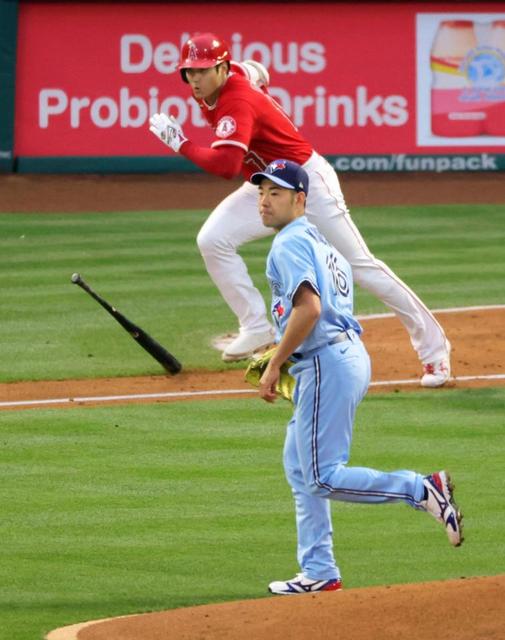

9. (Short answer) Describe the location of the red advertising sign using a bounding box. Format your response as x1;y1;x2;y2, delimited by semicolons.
14;2;505;159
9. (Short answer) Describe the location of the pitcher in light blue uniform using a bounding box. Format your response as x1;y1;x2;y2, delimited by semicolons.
250;160;463;595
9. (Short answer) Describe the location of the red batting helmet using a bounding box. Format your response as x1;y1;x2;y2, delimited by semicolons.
179;33;231;82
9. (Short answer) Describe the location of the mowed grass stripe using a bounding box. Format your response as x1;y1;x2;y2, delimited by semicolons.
0;204;503;380
1;389;504;639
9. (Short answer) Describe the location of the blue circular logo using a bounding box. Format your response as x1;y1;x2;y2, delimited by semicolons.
464;48;505;87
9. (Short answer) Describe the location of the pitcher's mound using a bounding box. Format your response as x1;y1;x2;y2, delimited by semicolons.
47;575;505;640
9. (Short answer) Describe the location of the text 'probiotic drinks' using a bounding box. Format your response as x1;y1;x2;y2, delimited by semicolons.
430;19;505;137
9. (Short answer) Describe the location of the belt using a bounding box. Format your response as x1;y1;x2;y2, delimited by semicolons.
292;329;356;361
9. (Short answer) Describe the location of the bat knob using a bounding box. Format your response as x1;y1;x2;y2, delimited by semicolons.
71;273;81;284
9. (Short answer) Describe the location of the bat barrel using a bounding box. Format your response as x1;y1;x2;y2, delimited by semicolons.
71;273;182;374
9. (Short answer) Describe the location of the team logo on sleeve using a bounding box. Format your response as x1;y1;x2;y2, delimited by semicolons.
216;116;237;138
273;300;285;325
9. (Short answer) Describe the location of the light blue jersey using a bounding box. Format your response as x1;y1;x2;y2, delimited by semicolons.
265;213;425;584
266;216;362;353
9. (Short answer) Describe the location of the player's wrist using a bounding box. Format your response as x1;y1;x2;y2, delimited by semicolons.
268;354;286;369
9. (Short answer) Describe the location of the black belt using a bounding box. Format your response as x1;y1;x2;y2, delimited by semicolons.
292;330;355;360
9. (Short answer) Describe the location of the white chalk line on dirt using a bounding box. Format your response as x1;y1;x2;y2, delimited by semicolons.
46;614;140;640
356;303;505;320
0;388;256;408
1;374;504;409
2;305;503;410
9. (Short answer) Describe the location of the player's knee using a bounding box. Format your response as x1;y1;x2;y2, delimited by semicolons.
307;464;346;496
197;228;238;259
284;463;302;487
304;479;326;497
196;226;220;255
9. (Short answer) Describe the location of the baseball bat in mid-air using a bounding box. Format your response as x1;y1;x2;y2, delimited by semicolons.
71;273;182;375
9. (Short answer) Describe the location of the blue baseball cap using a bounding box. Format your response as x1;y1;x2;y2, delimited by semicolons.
251;159;309;195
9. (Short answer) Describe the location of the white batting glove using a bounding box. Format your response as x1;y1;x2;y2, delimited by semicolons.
149;113;188;153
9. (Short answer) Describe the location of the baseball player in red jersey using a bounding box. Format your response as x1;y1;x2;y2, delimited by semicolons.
149;32;451;387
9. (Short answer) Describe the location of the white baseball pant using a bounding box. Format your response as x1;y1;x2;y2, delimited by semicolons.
196;151;449;364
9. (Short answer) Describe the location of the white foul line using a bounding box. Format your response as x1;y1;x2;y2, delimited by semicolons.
0;388;257;408
369;374;505;386
1;375;505;409
356;303;505;320
2;305;504;410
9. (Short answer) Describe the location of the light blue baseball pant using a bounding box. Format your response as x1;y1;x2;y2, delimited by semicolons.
283;333;425;580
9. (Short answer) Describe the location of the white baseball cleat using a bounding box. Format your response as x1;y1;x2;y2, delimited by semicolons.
268;573;342;595
421;471;463;546
221;328;275;362
421;357;451;387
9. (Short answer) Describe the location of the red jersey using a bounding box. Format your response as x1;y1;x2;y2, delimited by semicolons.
195;73;313;179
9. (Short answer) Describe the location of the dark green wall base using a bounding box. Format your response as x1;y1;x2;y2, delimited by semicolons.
0;0;18;172
15;153;505;174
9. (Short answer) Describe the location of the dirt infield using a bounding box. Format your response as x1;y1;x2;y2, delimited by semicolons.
1;172;504;639
47;575;505;640
1;307;504;410
1;170;505;213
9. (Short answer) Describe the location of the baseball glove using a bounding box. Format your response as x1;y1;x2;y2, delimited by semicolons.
244;347;295;402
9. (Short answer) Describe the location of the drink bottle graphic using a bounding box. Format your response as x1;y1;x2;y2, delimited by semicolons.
490;19;505;47
484;20;505;135
430;20;483;136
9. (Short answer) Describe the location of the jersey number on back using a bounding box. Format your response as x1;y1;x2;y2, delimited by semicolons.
326;253;349;297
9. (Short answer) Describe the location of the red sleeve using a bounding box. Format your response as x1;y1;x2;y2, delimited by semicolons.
179;141;245;179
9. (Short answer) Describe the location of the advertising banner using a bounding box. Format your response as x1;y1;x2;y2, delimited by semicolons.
417;13;505;145
13;2;505;170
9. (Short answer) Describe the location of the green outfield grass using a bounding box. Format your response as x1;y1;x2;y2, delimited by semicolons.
1;203;504;639
1;389;504;640
0;203;504;382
